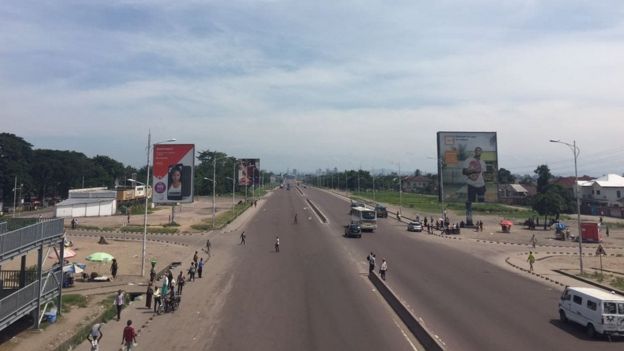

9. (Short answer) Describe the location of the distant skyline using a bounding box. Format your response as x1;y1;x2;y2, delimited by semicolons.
2;1;624;176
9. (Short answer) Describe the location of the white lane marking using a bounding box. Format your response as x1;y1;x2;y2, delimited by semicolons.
391;318;421;351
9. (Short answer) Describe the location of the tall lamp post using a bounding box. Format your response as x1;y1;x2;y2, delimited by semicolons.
12;177;23;218
136;133;176;277
550;139;583;274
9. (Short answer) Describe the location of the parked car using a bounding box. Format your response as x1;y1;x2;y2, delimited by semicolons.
407;221;423;232
374;205;388;218
344;223;362;238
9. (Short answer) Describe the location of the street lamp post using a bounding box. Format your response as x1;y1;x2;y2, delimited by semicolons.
550;139;583;274
137;132;176;277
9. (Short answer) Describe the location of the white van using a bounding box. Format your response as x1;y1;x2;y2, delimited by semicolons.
559;286;624;337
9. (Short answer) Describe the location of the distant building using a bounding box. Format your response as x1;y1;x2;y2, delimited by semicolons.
401;176;433;193
55;187;117;218
578;174;624;217
498;184;529;204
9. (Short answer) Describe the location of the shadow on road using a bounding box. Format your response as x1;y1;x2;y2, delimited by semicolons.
549;319;624;343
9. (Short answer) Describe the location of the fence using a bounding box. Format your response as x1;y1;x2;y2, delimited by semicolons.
0;270;38;289
0;222;7;234
0;219;64;261
0;270;62;329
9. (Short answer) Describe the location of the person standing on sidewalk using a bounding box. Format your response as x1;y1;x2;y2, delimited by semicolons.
121;320;137;351
145;283;153;309
380;259;388;280
206;239;212;257
367;252;375;274
527;251;536;272
153;287;162;314
193;251;198;265
275;236;280;252
177;271;185;295
197;258;204;278
188;262;196;282
115;290;124;321
110;259;118;280
240;231;246;245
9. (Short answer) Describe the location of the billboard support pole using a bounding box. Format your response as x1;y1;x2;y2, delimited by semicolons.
141;131;151;277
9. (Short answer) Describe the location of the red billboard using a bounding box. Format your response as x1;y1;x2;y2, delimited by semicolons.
152;144;195;204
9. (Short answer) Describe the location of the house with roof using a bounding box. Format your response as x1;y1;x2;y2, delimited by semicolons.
401;176;433;193
578;174;624;217
498;183;529;204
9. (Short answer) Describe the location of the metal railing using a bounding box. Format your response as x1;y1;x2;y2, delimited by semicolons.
0;219;64;261
0;269;62;328
0;222;7;234
0;270;38;289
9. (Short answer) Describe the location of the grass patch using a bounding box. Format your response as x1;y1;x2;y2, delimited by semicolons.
352;191;537;219
612;277;624;290
61;294;88;313
54;294;128;351
191;202;252;231
163;221;180;227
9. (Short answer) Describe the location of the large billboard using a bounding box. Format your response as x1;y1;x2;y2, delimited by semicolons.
152;144;195;203
238;159;260;186
437;132;498;225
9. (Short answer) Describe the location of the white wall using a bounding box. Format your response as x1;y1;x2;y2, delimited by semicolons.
55;200;116;218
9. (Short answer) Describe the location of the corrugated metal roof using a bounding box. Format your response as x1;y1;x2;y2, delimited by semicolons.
579;174;624;188
509;184;528;193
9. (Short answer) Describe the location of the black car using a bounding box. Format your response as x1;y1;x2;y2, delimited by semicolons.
375;205;387;218
344;223;362;238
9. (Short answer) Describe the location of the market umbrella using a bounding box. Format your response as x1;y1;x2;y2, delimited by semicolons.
86;252;114;262
49;248;77;259
63;262;86;274
500;220;513;227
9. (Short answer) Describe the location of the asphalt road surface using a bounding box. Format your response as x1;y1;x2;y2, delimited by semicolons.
304;186;623;350
136;187;419;351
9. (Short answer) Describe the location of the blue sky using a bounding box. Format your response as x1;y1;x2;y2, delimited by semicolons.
2;0;624;176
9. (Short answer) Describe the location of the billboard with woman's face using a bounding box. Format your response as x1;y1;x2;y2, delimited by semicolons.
152;144;195;203
238;159;260;186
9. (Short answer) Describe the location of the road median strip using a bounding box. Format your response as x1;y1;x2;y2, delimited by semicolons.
368;271;445;351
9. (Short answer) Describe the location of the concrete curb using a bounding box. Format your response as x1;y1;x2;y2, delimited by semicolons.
553;269;624;296
368;271;445;351
305;198;327;223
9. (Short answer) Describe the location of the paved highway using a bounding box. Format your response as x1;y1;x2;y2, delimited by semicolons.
206;187;418;351
304;186;623;350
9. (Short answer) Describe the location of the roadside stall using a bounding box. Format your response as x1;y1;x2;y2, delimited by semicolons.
500;219;513;233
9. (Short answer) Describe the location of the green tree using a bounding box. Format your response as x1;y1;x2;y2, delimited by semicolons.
532;189;565;224
534;165;552;194
0;133;33;205
497;168;516;184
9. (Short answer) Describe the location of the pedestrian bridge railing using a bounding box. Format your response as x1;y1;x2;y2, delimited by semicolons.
0;269;62;330
0;219;64;262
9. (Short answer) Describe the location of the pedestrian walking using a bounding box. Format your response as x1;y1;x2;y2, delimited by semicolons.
380;259;388;280
479;220;484;232
71;218;76;229
275;236;280;252
177;271;185;295
127;213;130;224
87;323;103;348
193;251;198;265
115;290;124;321
530;234;537;248
110;258;118;280
188;262;196;282
527;251;536;272
240;231;246;245
121;320;137;351
206;239;212;257
197;258;204;278
145;283;153;309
